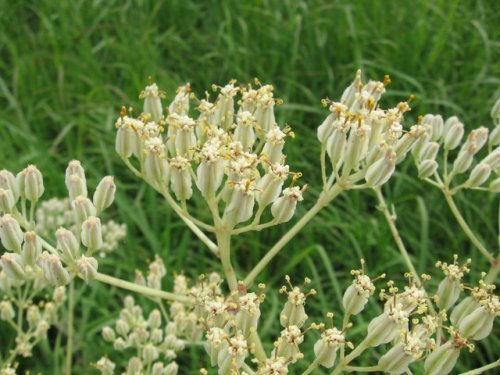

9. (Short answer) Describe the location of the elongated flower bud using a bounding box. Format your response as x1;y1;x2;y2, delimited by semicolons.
465;127;489;153
481;147;500;169
18;165;44;202
365;150;396;187
489;177;500;193
465;163;491;188
489;124;500;146
452;149;474;174
141;83;163;122
205;327;228;366
217;334;248;375
0;188;15;213
126;357;143;375
67;174;87;201
271;186;304;224
443;120;464;150
76;255;98;283
280;286;308;328
102;326;116;342
341;69;362;108
56;227;80;261
93;176;116;213
39;252;71;286
0;252;26;280
174;115;197;157
343;123;371;174
272;325;304;362
170;157;192;201
0;214;23;252
491;98;500;124
115;125;135;159
421;142;440;161
0;170;19;202
72;196;96;222
0;300;15;321
424;342;460;375
317;103;347;143
164;362;178;375
215;82;238;130
326;126;348;169
366;305;409;347
81;216;102;253
418;159;438;179
22;231;41;265
65;160;86;191
143;137;169;185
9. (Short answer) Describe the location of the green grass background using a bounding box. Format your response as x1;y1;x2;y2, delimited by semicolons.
0;0;499;373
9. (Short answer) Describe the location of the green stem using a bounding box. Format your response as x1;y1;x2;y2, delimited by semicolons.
331;340;369;375
94;272;193;303
248;330;267;362
216;230;238;292
244;185;343;287
459;359;500;375
374;187;436;315
442;190;494;262
65;281;75;375
302;359;320;375
241;362;256;375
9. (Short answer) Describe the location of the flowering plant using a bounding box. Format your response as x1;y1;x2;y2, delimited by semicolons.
0;71;498;374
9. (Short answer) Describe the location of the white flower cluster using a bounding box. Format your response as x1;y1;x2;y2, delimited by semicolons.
35;197;126;257
413;99;500;192
96;296;180;375
0;161;118;288
115;80;305;229
317;70;426;189
0;285;65;362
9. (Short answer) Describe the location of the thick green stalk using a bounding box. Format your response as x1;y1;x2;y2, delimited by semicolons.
216;229;238;292
94;273;193;303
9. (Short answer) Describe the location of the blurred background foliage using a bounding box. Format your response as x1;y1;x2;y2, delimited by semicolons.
0;0;499;373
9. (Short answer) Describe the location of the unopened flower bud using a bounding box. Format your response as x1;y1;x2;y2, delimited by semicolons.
217;334;248;375
141;83;163;122
365;307;408;347
22;231;41;265
142;343;159;364
115;318;130;336
466;127;489;152
1;249;26;279
378;343;415;375
113;337;128;350
0;300;15;321
271;186;304;224
151;328;163;344
151;363;164;375
126;357;143;375
343;123;371;173
326;127;348;169
144;152;169;186
424;342;460;375
0;170;19;202
76;256;98;283
67;174;87;201
164;362;179;375
148;309;162;329
224;181;256;225
365;150;396;187
93;176;116;213
489;124;500;146
72;196;96;222
40;252;71;286
256;165;289;208
115;126;135;159
56;227;80;261
17;165;44;202
465;163;491;188
421;141;440;161
418;160;438;180
481;147;500;170
0;188;15;213
27;305;41;327
235;111;256;149
491;98;500;124
102;327;116;342
452;150;474;174
444;120;464;150
313;328;345;368
81;216;103;252
489;177;500;193
0;214;23;252
196;159;224;198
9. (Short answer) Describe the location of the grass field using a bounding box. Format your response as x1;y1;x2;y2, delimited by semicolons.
0;0;499;373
